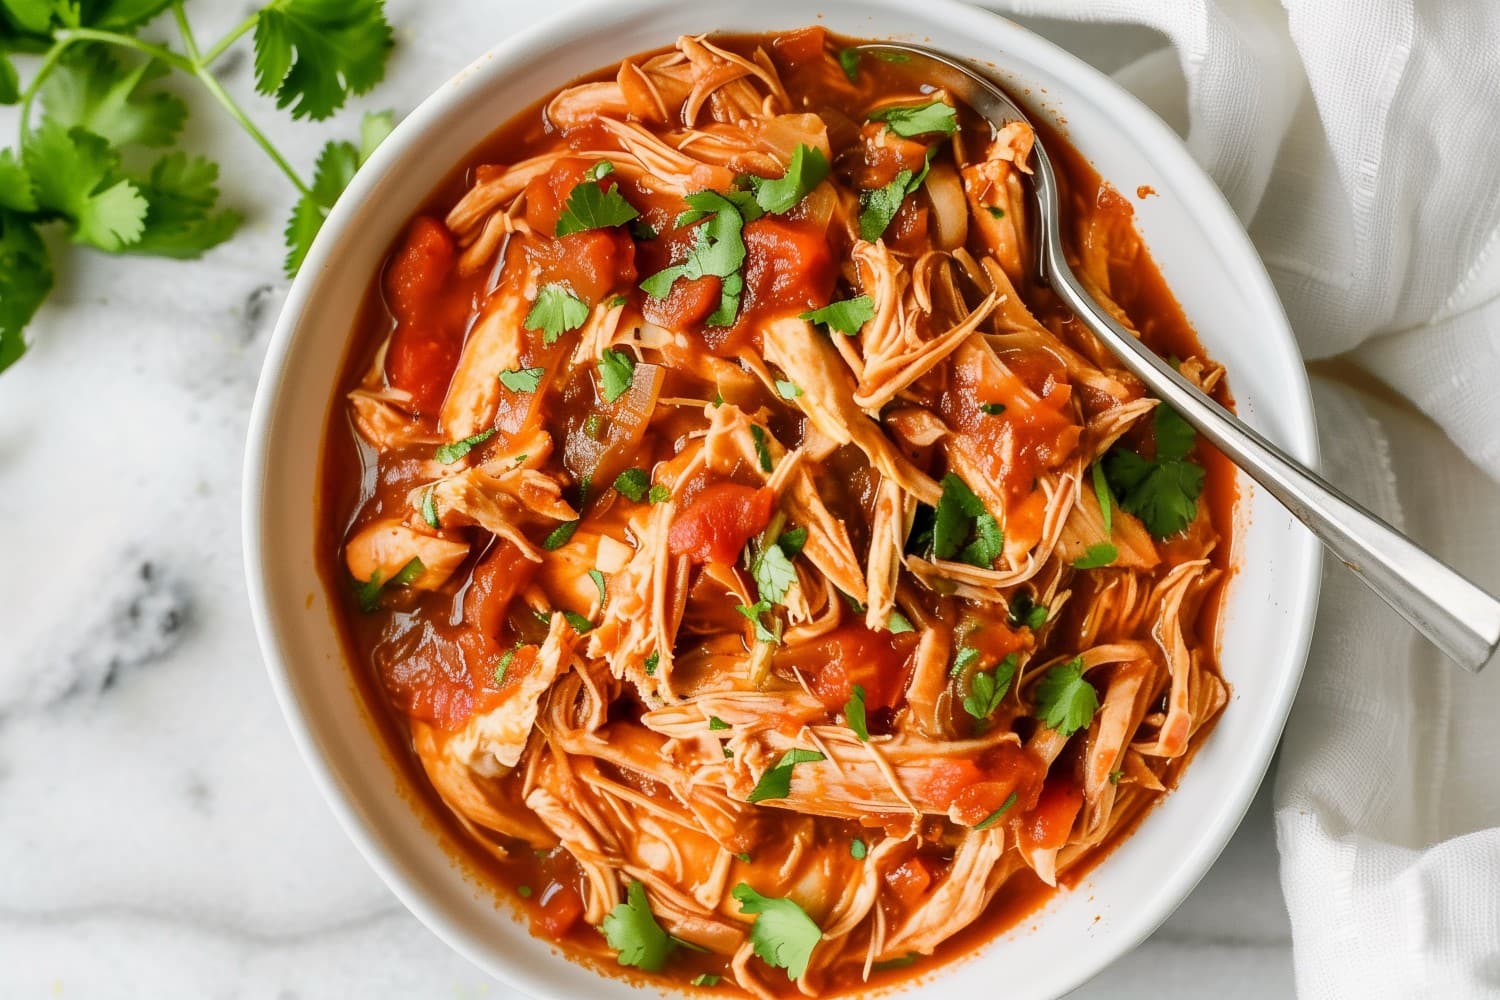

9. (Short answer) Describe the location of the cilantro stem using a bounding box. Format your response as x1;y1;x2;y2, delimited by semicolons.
189;65;312;196
170;2;202;62
53;28;195;73
17;40;72;137
198;12;260;68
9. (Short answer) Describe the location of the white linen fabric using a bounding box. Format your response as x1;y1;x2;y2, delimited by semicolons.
968;2;1500;996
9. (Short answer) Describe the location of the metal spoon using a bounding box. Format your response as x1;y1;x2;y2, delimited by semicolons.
855;41;1500;673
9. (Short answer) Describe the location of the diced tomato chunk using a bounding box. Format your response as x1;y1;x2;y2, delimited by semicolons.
781;624;918;711
463;541;540;640
667;483;775;565
385;217;453;323
884;856;935;910
523;227;637;306
771;25;827;64
916;758;986;810
1019;778;1084;853
740;216;835;319
535;882;584;938
374;618;474;730
383;218;465;415
642;273;722;330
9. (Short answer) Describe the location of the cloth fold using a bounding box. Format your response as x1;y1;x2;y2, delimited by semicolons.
971;2;1500;995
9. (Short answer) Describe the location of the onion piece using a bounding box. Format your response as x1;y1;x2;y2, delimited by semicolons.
926;161;969;251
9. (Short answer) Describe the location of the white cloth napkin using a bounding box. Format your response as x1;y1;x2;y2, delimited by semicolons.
971;1;1500;996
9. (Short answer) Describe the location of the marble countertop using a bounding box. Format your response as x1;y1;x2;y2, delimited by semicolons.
0;4;1292;997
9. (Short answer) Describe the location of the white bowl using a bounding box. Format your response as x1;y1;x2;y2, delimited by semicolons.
243;2;1322;996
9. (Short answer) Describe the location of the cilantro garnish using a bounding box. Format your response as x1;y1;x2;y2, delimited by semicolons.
543;519;580;551
932;473;1003;568
885;610;915;634
844;683;870;742
777;527;807;556
587;568;607;607
524;283;589;345
987;205;1006;219
691;973;720;987
837;48;861;82
746;747;825;803
555;172;638;237
749;142;829;214
648;484;670;504
973;791;1018;830
420;486;439;529
1073;543;1117;569
1033;657;1100;736
433;427;496;464
731;884;822;980
800;295;874;335
641;190;759;326
775;378;802;399
601;881;675;972
585;160;614;182
283;109;393;275
613;467;651;502
850;838;867;860
949;645;980;678
598;347;636;402
493;644;518;685
1103;404;1207;538
562;609;593;633
708;715;730;731
750;424;774;473
734;600;783;646
874;954;918;971
857;149;936;242
1093;460;1114;536
867;100;958;137
751;541;797;606
644;651;660;676
1008;591;1047;631
353;555;423;612
499;366;544;393
979;401;1006;415
963;653;1017;722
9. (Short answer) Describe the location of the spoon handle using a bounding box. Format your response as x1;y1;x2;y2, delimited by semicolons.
1032;172;1500;671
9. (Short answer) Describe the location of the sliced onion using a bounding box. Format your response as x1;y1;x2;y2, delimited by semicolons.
925;161;969;251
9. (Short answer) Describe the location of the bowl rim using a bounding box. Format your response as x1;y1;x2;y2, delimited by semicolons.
243;2;1323;997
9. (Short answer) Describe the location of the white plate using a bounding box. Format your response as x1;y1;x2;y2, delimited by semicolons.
243;2;1322;997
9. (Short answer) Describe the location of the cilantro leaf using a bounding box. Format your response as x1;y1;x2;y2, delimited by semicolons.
1033;657;1100;736
127;153;241;258
692;974;720;987
1008;591;1047;631
963;653;1017;721
0;54;18;106
746;747;825;803
708;715;730;731
41;45;185;149
1103;404;1207;539
750;424;774;473
1092;460;1114;536
844;684;869;741
613;467;651;502
858;149;936;241
602;881;675;972
1073;542;1117;569
585;160;614;181
731;884;822;980
420;486;439;529
353;555;423;612
0;151;34;213
868;100;958;137
979;401;1006;415
648;484;670;504
598;347;636;402
284;110;393;275
555;177;638;236
800;295;874;335
562;609;593;633
499;366;545;393
587;568;607;607
931;473;1002;567
949;646;980;679
524;283;589;344
750;143;829;214
433;427;495;464
253;0;394;121
493;645;517;685
641;190;754;324
544;519;580;551
775;378;802;399
24;122;146;251
850;838;867;860
777;527;807;557
734;600;782;645
973;791;1018;830
644;651;660;675
0;211;51;374
837;48;860;83
752;542;796;606
885;610;914;634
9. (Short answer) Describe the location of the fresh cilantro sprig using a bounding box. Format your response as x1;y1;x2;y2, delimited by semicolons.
858;148;936;242
800;295;873;335
641;189;760;327
867;100;958;138
931;473;1003;568
1103;404;1207;538
748;142;828;215
962;652;1017;723
745;747;824;803
0;0;398;375
731;883;822;980
1033;656;1100;736
601;881;675;972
